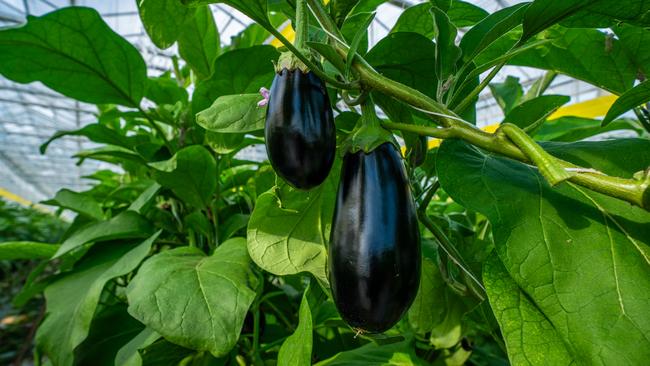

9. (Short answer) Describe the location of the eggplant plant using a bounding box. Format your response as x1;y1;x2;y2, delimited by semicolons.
0;0;649;365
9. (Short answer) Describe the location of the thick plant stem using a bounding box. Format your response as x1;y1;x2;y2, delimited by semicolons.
497;123;574;186
294;0;308;50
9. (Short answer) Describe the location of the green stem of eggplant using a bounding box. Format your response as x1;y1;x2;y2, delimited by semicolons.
294;0;308;50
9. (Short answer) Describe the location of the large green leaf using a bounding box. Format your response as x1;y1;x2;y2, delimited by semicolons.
444;0;489;27
150;145;217;208
366;32;437;97
277;285;316;366
247;162;340;286
126;238;258;357
115;328;161;366
459;3;529;62
196;94;266;133
523;0;650;40
145;74;189;105
483;253;574;365
192;45;279;114
390;3;435;39
391;1;488;38
0;241;59;260
315;339;427;365
407;258;446;334
534;116;642;142
0;7;146;106
137;0;196;49
437;139;650;364
433;7;461;84
73;305;146;366
42;189;103;220
35;233;159;366
178;6;220;80
614;24;650;78
488;75;523;114
54;211;153;258
603;80;650;126
504;95;570;130
479;27;638;94
40;124;134;154
332;0;361;26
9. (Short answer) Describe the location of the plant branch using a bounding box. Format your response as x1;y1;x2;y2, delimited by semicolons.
384;121;650;210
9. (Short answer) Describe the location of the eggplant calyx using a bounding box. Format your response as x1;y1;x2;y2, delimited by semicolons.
340;121;398;155
276;51;309;73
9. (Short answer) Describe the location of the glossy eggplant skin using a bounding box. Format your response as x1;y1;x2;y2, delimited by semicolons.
329;143;421;333
265;68;336;189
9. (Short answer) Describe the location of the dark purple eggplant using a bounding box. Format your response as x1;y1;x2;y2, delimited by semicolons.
264;68;336;190
329;142;421;333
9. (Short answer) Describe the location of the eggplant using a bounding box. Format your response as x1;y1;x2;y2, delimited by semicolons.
329;142;421;333
265;68;336;189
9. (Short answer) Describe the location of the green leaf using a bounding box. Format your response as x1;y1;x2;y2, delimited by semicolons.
437;139;650;364
182;0;269;27
128;181;162;214
315;338;427;365
521;0;592;41
247;161;340;286
390;4;434;39
145;74;189;105
603;80;650;126
73;305;146;366
178;6;220;80
488;76;523;114
278;285;316;366
219;213;250;241
341;12;372;56
54;211;152;258
127;238;258;357
137;0;196;49
523;0;650;40
483;27;637;94
40;124;134;154
345;12;375;79
535;116;642;142
366;32;437;97
150;145;217;208
35;232;159;366
407;258;446;334
192;45;279;115
308;42;346;73
196;94;266;133
0;241;59;260
459;3;529;63
483;253;574;365
504;95;570;131
115;328;161;366
432;7;461;83
614;24;650;78
42;189;103;220
332;0;361;26
445;0;489;27
205;131;246;154
0;7;146;106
